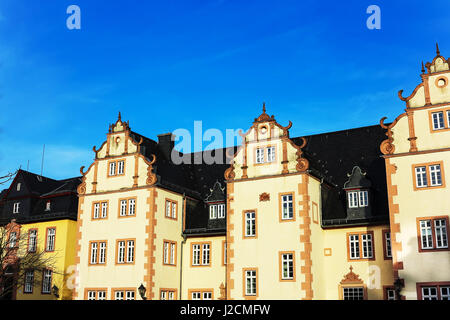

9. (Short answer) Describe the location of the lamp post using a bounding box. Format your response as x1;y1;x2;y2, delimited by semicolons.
138;283;147;300
393;278;403;300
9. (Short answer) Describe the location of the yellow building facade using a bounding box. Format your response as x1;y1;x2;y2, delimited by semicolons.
380;45;450;300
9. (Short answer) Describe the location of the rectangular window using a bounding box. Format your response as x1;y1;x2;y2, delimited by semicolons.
203;292;212;300
386;288;396;300
417;283;450;300
349;234;360;259
87;291;96;300
45;201;51;211
165;199;177;219
359;191;369;207
117;160;125;175
9;232;17;248
28;229;37;252
432;111;445;130
429;164;442;186
244;211;256;237
418;217;449;251
163;240;176;266
191;292;201;300
218;204;225;218
119;198;136;217
256;148;264;164
191;242;210;266
343;287;364;300
280;252;294;281
90;241;107;265
244;269;257;296
267;146;275;162
415;166;428;188
24;271;34;294
117;241;125;264
42;269;52;294
160;289;176;300
189;290;213;300
93;203;100;219
126;240;135;263
348;192;358;208
281;194;294;220
13;202;20;214
223;241;227;266
384;231;392;259
93;201;108;219
113;290;135;300
413;162;445;190
101;202;108;218
45;228;56;252
347;232;375;261
109;161;116;176
209;205;217;219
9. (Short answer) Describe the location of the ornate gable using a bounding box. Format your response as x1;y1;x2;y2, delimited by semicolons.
225;103;309;182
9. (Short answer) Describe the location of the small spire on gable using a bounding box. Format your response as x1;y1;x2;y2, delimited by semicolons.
436;42;440;56
254;102;275;123
109;111;130;133
424;43;449;74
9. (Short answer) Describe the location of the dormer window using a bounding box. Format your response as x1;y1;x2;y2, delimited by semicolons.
347;190;369;208
209;203;225;219
13;202;20;214
45;201;51;211
17;183;21;191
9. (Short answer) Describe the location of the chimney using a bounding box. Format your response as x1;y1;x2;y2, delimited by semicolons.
157;133;175;161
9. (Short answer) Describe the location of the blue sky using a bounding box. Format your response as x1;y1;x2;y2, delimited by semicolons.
0;0;449;180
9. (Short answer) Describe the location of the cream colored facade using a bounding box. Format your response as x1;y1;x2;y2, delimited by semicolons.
381;47;450;300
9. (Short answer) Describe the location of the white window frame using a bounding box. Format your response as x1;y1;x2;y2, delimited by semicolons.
202;243;210;266
255;148;264;164
101;202;108;218
117;160;125;175
109;161;116;176
42;269;52;294
432;111;445;130
421;286;438;300
245;211;256;237
386;288;396;300
16;183;21;191
348;192;358;208
429;164;442;186
24;271;34;293
281;194;294;220
28;230;37;252
209;205;217;219
192;244;200;266
46;228;56;251
9;232;17;248
361;233;373;259
128;199;136;216
434;219;448;249
420;220;434;249
245;270;257;296
266;146;275;163
281;253;294;280
117;241;126;263
218;204;225;218
120;200;127;216
126;240;135;263
415;166;428;188
384;231;392;258
99;242;106;264
13;202;20;214
93;203;100;219
90;242;98;264
349;234;360;259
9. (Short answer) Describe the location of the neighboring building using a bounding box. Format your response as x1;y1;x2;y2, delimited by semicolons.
0;169;81;300
380;45;450;300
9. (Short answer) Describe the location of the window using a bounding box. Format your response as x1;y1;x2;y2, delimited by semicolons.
28;229;37;252
413;162;445;190
165;199;177;219
16;183;21;191
342;287;364;300
93;201;108;219
191;242;211;266
116;239;135;264
255;146;276;164
383;230;392;259
24;271;34;294
118;198;136;217
347;232;375;260
113;289;135;300
209;203;225;219
189;290;213;300
417;283;450;300
86;289;107;300
417;217;449;252
244;211;256;238
267;146;276;162
42;269;52;294
431;111;445;130
117;160;125;175
9;232;17;248
160;289;177;300
108;159;125;176
255;148;264;164
13;202;20;214
89;241;107;265
45;228;56;252
385;287;396;300
280;193;294;220
45;201;51;211
244;269;257;297
280;252;295;281
163;240;177;266
347;190;369;208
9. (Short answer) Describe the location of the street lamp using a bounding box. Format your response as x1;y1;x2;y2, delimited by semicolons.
52;285;60;298
393;278;403;300
138;283;147;300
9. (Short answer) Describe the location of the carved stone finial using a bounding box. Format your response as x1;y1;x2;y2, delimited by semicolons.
436;42;440;56
118;111;122;122
262;102;266;113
